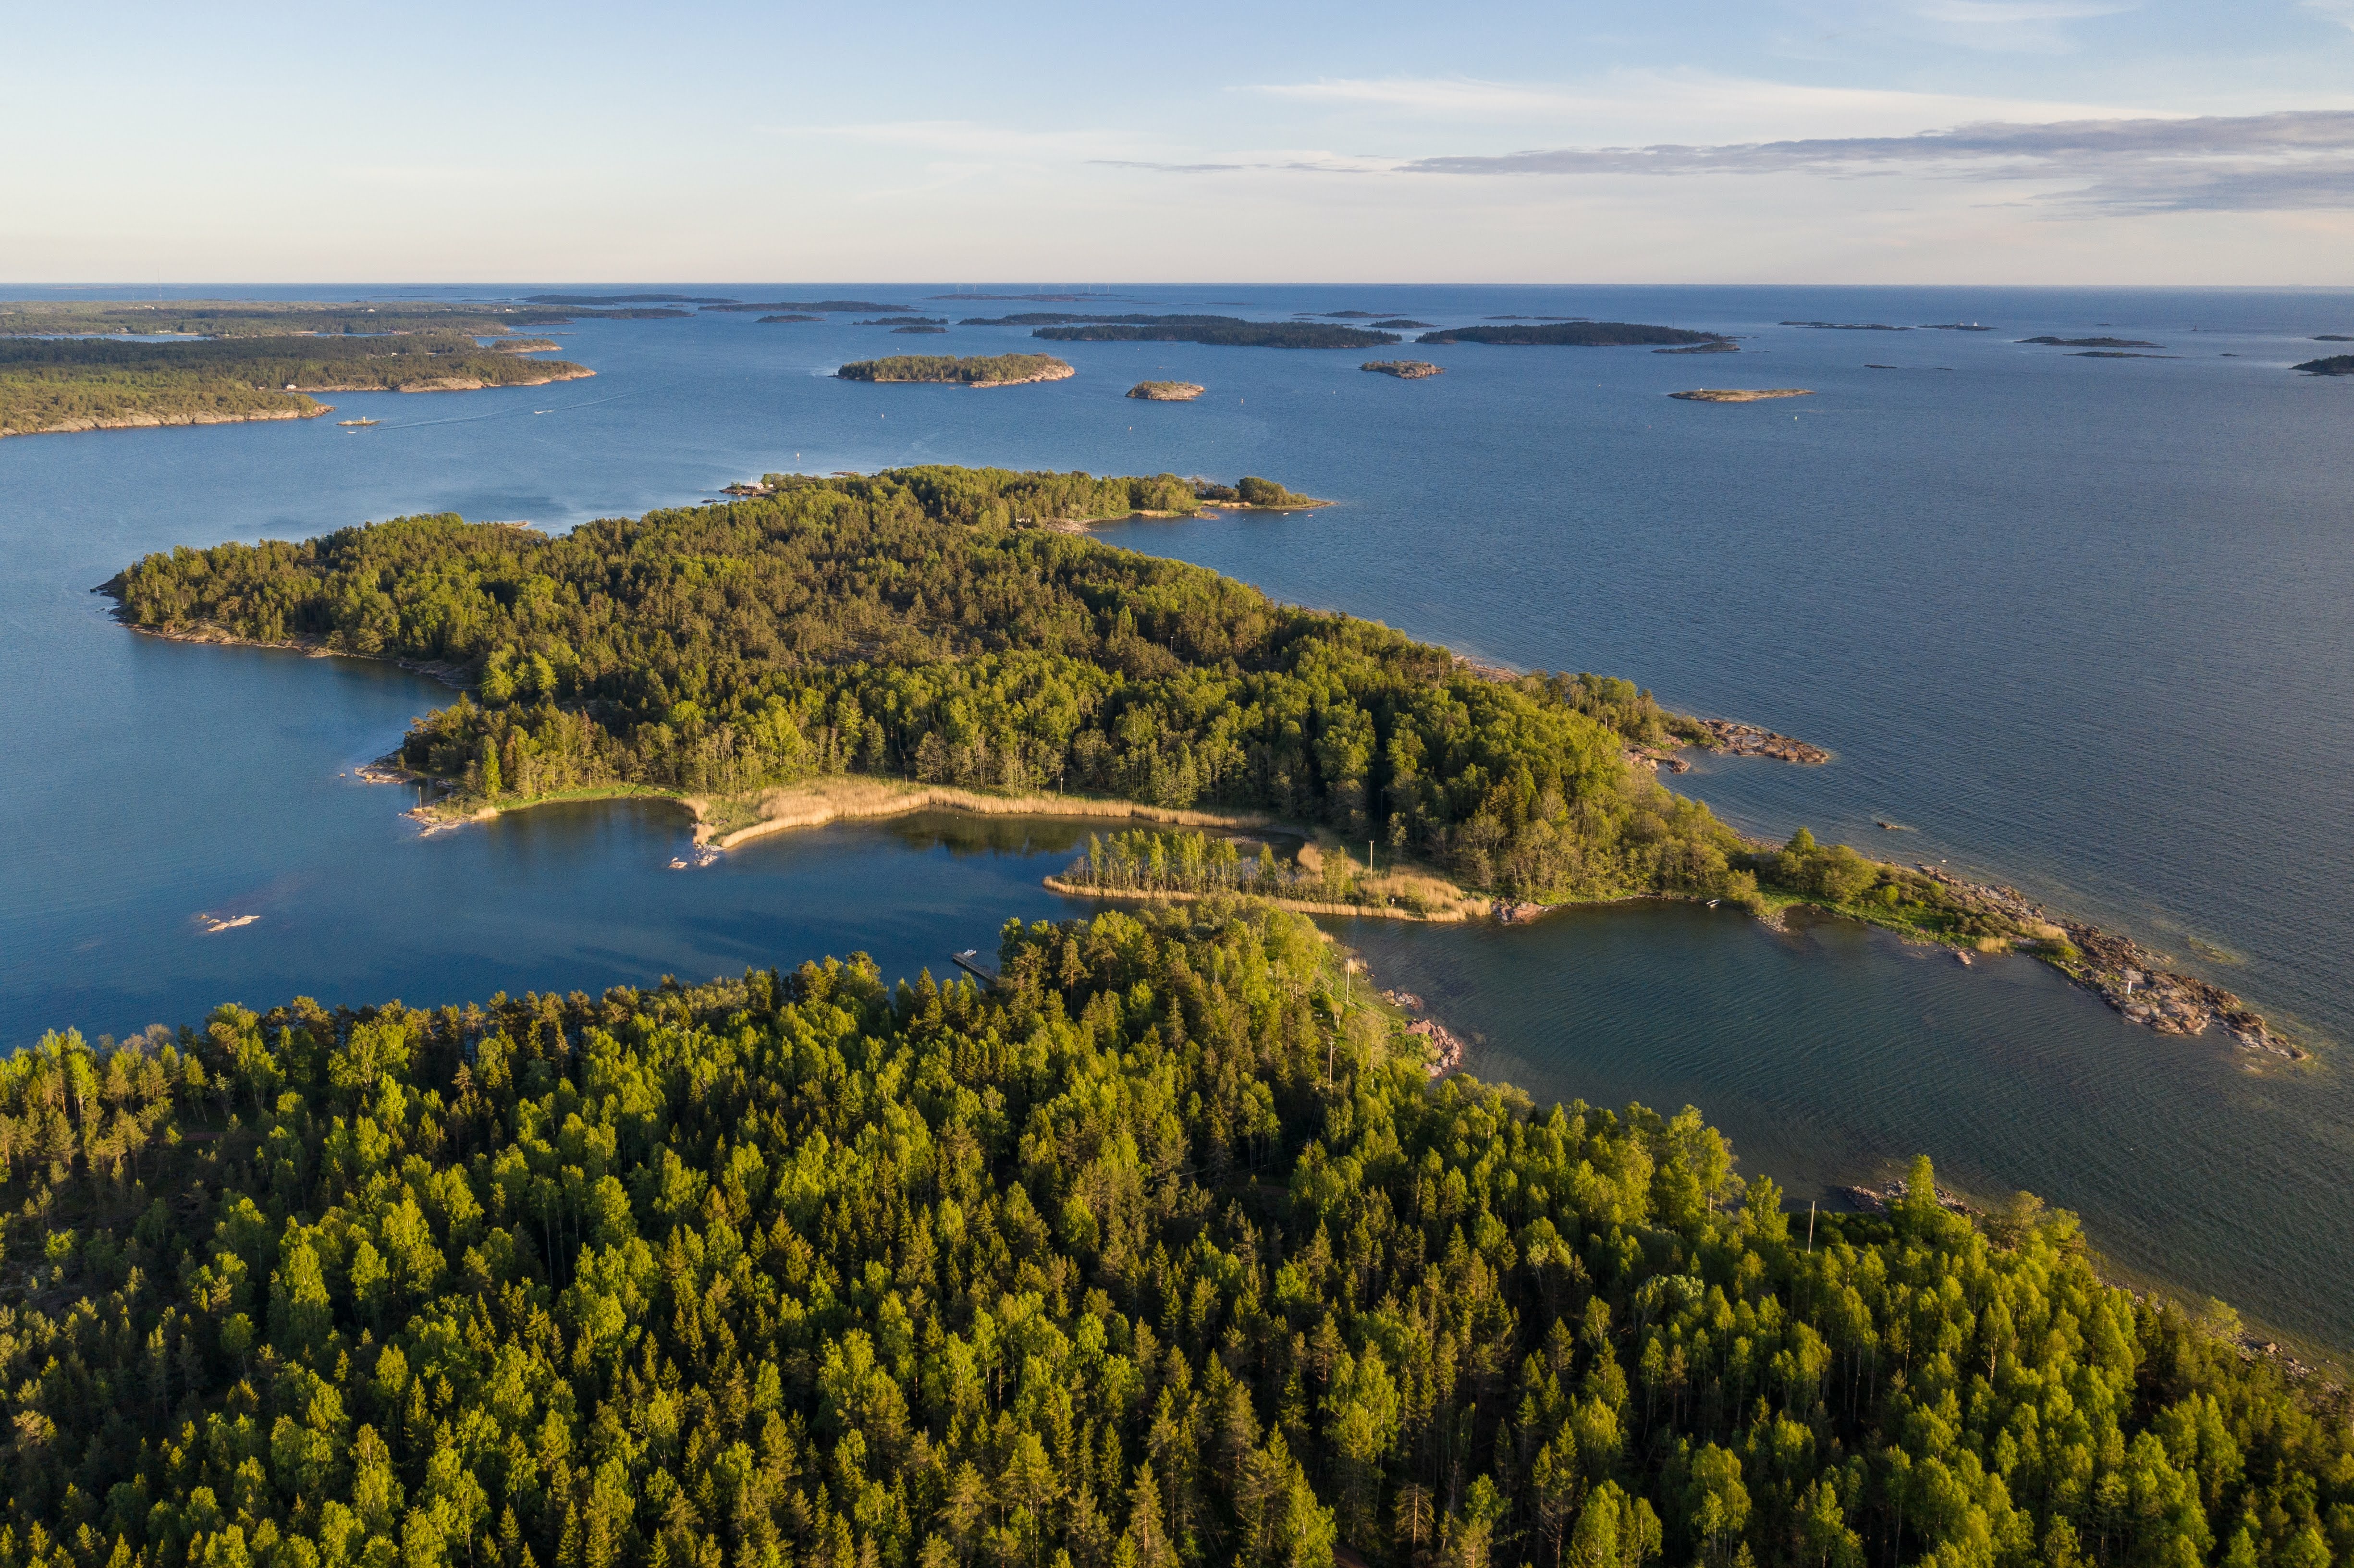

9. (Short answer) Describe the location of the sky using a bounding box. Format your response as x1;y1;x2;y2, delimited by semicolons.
7;0;2354;284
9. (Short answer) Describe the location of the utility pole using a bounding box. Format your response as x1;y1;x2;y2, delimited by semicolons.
1808;1200;1816;1253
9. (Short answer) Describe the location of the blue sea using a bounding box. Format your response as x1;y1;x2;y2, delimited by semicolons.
2;284;2349;1345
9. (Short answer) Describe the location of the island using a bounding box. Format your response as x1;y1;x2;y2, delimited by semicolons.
2293;354;2354;375
2315;334;2354;342
756;313;823;323
1921;322;1993;331
1369;318;1435;328
1670;388;1813;403
1655;341;1740;354
1361;359;1444;378
700;298;915;313
1415;321;1727;348
892;325;949;334
1780;320;1906;331
959;313;1400;349
836;353;1073;386
521;292;733;305
0;329;595;441
2019;336;2162;348
857;316;950;326
1125;380;1204;400
104;461;2291;1056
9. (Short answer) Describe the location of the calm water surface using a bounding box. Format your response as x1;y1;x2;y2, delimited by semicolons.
2;285;2349;1345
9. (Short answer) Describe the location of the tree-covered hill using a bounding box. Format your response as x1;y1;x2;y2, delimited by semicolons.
2;904;2344;1568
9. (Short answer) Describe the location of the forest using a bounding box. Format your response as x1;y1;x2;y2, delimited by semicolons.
103;467;2045;935
1412;327;1726;349
836;357;1071;385
0;337;592;438
1;901;2346;1568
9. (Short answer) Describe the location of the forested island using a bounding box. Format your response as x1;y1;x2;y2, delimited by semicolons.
703;301;915;315
1415;324;1726;349
4;894;2348;1568
2292;355;2354;375
0;335;593;441
837;355;1074;386
1127;382;1204;401
2018;338;2161;350
959;316;1399;350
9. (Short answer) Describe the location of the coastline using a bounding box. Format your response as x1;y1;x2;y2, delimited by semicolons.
3;404;331;440
1041;875;1471;922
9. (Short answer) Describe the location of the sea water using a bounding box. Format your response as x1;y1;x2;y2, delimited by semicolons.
1;285;2349;1344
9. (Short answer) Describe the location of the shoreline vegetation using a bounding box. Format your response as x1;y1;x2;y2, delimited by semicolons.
0;299;622;440
837;353;1074;386
104;465;2298;1061
7;899;2346;1568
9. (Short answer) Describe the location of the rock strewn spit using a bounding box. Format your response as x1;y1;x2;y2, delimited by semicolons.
1910;865;2304;1060
1697;719;1830;763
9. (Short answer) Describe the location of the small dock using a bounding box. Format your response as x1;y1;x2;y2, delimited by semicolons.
951;949;1001;987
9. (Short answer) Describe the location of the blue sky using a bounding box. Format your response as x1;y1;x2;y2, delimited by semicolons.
8;0;2353;282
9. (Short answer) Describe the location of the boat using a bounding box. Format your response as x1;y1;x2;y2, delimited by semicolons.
1956;950;1973;966
337;417;378;427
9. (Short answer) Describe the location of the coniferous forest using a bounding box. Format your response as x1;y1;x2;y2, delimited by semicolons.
2;904;2347;1568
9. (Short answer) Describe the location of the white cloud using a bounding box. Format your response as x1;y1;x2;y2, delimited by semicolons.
2306;0;2354;32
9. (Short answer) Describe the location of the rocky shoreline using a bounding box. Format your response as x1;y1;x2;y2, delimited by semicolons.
1380;989;1468;1077
1694;718;1831;762
4;405;329;440
1908;867;2305;1059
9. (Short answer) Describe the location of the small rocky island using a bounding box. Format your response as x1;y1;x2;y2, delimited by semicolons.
1670;388;1813;403
837;353;1074;387
1361;360;1443;378
2019;336;2161;349
1126;380;1203;401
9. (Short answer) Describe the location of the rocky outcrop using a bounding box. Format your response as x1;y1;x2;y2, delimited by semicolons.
1126;381;1204;400
1695;719;1830;763
1361;360;1444;378
1909;865;2304;1060
1670;388;1813;403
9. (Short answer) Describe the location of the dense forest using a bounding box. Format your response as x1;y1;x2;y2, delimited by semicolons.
1412;326;1725;349
2;902;2346;1568
105;467;2047;934
836;357;1072;385
0;337;592;438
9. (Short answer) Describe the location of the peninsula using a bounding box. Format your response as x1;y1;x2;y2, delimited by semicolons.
836;353;1073;385
105;465;2287;1056
0;331;594;441
11;895;2338;1568
1125;380;1203;400
1416;321;1727;348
